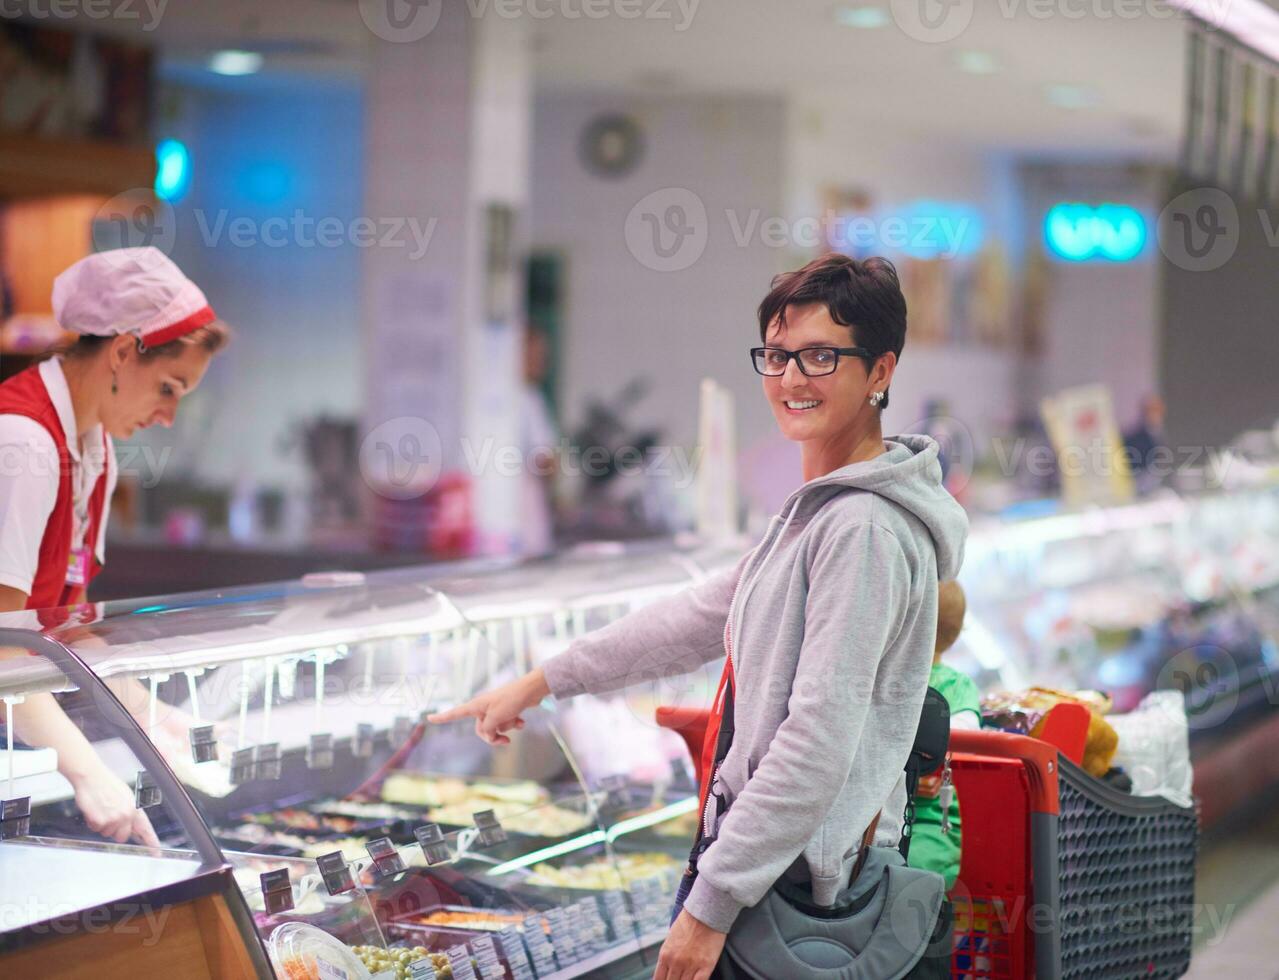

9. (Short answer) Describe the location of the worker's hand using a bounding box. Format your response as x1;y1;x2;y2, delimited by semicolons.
427;668;551;745
69;762;161;847
916;773;943;799
655;909;727;980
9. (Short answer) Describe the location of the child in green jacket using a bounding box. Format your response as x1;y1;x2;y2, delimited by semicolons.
910;580;981;890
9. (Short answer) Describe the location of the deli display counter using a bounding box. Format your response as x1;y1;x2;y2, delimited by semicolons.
0;540;742;979
2;481;1277;976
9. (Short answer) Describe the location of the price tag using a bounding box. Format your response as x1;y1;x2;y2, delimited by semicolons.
230;747;255;785
0;796;31;840
445;945;477;980
316;959;349;980
544;907;575;965
354;723;376;758
495;927;535;980
521;913;557;975
307;732;335;770
260;868;294;915
469;935;504;980
133;770;162;809
414;823;452;866
189;724;218;764
254;742;282;781
472;809;507;847
407;961;437;980
315;850;356;896
365;836;406;877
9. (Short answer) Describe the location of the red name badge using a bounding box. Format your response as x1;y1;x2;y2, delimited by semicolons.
65;547;90;587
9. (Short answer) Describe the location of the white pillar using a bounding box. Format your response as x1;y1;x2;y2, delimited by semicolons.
361;5;530;555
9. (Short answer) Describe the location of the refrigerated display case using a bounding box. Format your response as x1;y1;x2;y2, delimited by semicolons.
0;539;742;979
953;483;1279;826
3;482;1275;977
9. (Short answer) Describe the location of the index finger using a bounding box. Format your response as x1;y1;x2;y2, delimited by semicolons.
427;700;480;725
133;809;161;848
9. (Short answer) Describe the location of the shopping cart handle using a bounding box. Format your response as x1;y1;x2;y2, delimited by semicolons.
656;706;711;794
950;728;1061;816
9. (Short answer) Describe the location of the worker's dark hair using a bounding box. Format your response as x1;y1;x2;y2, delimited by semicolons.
757;253;907;409
63;321;231;362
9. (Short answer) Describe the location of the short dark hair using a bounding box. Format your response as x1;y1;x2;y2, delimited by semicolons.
757;253;907;409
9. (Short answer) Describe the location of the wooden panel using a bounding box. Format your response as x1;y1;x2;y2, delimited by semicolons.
0;135;155;200
1;893;263;979
1;194;103;314
193;892;266;979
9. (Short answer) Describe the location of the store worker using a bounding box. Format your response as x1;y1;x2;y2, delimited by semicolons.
0;246;228;844
433;253;969;978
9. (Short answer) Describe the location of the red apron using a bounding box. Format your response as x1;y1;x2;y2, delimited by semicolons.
0;366;109;625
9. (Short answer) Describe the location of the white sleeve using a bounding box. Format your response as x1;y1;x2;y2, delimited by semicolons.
0;415;60;595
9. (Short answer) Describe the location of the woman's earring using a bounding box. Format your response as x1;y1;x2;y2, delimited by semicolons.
111;371;118;396
869;390;884;407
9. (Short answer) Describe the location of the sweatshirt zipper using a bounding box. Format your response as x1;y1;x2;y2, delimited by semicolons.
700;503;797;841
702;565;745;840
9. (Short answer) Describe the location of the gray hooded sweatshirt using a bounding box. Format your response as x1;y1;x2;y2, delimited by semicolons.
543;434;968;933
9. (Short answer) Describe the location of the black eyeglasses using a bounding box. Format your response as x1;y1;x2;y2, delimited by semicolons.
750;346;875;378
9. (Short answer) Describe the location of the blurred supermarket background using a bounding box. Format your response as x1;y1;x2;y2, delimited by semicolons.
3;0;1279;972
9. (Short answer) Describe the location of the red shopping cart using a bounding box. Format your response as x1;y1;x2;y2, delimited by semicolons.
947;728;1197;979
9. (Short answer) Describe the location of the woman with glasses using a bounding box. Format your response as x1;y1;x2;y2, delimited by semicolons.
432;253;968;979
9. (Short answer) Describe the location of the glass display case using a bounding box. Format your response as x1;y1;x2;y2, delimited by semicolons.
0;539;742;979
5;482;1274;976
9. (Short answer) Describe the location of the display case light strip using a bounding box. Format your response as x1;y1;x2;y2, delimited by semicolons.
486;831;607;876
484;797;699;878
186;671;202;723
604;796;699;840
5;700;12;800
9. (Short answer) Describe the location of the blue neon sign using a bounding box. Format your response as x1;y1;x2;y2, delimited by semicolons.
155;139;191;202
1045;202;1146;262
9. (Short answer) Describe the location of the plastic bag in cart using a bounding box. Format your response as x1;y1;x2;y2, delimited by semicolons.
1107;690;1193;808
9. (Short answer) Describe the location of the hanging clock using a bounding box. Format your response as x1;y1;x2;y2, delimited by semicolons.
580;113;644;178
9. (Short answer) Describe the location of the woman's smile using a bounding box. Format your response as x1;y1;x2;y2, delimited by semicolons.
783;398;823;413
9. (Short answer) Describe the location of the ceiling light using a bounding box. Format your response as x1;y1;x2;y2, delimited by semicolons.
208;50;263;76
956;51;999;74
1045;84;1097;110
835;6;888;28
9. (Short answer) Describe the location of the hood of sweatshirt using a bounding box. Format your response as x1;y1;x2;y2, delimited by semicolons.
775;433;968;580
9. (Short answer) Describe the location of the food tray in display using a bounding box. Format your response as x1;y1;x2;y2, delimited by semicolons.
386;903;531;950
501;848;683;902
378;773;596;842
233;805;396;840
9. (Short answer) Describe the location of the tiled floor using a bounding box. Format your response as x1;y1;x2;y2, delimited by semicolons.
1182;807;1279;976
